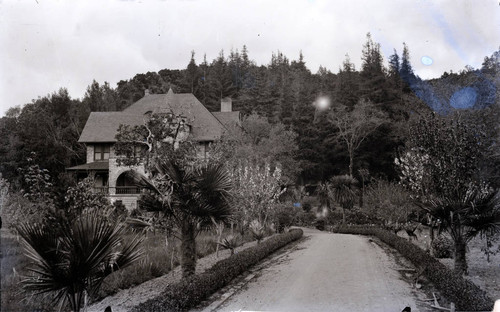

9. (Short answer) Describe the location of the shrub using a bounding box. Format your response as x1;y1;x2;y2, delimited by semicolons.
333;226;493;311
326;210;344;225
131;229;303;312
272;204;298;233
314;219;326;231
345;208;381;225
364;180;417;225
432;235;454;258
297;210;316;226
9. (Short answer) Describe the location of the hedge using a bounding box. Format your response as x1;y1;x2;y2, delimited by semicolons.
333;225;493;311
131;228;304;312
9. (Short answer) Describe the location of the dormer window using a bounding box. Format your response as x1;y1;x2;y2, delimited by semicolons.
95;144;110;161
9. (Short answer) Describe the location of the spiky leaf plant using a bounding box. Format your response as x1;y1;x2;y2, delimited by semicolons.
17;212;143;312
249;219;265;244
218;234;242;255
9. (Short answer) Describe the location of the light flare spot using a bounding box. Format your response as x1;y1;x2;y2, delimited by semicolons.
314;96;330;111
421;56;433;66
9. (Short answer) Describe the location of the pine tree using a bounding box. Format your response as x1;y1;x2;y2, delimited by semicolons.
336;54;359;108
198;54;209;105
400;42;416;93
208;50;236;111
360;33;387;103
388;49;401;87
181;51;201;94
267;51;293;123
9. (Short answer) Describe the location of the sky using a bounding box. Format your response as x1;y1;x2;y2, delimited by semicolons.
1;0;499;117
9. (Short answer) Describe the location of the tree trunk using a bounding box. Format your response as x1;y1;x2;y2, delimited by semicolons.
429;225;434;244
67;290;85;312
348;150;354;177
454;237;468;275
180;221;197;278
359;186;364;208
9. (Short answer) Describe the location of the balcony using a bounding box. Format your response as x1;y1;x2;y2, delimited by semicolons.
115;186;141;195
93;187;142;195
93;187;109;194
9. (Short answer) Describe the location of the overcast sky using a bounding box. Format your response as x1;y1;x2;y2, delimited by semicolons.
1;0;499;116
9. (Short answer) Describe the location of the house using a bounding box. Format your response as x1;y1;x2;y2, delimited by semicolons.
67;88;240;210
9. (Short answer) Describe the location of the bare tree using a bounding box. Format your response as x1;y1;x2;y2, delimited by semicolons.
328;98;386;176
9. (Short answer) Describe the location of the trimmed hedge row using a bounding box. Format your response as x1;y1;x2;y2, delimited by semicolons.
131;228;304;312
333;225;493;311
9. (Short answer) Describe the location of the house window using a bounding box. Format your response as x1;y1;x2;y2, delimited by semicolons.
94;144;110;161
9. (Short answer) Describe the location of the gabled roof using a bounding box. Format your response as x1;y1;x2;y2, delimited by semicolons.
79;113;144;143
79;91;228;143
212;111;241;128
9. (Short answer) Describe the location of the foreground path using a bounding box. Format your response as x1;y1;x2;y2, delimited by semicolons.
215;228;420;312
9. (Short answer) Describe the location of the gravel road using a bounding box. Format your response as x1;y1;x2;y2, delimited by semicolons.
214;228;420;312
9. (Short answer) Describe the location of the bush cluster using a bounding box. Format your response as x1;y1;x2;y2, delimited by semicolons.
131;229;304;312
431;235;454;258
314;219;326;231
333;226;493;311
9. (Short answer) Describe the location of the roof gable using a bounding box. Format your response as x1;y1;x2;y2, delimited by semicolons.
212;111;241;128
79;92;227;143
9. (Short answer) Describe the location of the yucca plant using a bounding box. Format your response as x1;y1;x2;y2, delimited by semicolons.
249;219;266;244
17;212;143;312
218;234;241;255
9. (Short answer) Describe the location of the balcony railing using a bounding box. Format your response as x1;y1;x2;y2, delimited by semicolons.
93;187;142;195
115;186;141;195
93;187;109;194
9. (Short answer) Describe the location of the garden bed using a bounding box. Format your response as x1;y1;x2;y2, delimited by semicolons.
87;230;295;312
1;228;258;312
130;229;304;312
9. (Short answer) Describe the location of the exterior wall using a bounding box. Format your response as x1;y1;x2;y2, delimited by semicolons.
91;141;209;211
109;145;116;158
108;157;147;195
86;145;94;163
109;195;138;211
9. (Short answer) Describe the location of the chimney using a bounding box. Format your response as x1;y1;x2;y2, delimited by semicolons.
221;97;232;112
144;89;150;97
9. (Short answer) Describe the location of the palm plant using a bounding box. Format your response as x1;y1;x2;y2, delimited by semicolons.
17;212;143;312
218;234;241;255
129;159;233;278
424;188;500;275
316;182;331;210
249;219;266;244
328;175;358;224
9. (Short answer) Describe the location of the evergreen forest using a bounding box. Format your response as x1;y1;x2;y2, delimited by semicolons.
1;34;499;198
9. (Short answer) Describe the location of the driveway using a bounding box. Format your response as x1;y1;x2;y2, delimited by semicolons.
213;228;420;312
